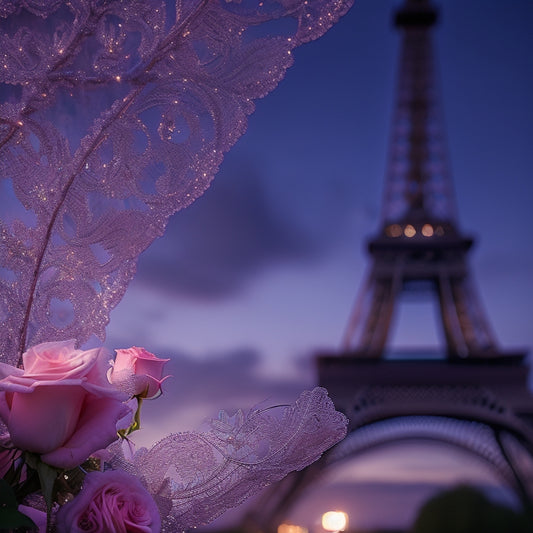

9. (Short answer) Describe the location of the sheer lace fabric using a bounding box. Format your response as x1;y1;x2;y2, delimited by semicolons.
109;388;347;531
0;0;352;364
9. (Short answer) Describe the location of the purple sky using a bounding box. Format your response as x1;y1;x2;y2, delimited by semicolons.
105;0;533;529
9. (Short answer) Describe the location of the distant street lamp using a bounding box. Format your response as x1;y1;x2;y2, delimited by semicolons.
321;511;348;532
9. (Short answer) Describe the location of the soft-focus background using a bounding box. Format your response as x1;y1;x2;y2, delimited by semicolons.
107;0;533;530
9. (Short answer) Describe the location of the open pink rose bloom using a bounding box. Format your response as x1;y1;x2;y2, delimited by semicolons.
0;340;129;469
56;470;161;533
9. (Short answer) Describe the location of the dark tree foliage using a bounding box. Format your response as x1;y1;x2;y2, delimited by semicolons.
410;484;532;533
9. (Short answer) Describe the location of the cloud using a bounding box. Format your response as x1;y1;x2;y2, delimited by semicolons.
135;158;318;300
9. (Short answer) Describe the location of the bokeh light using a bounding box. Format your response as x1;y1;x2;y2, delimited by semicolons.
322;511;348;532
422;224;434;237
403;224;416;238
278;523;308;533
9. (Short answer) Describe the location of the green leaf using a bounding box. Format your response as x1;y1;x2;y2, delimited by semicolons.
36;462;59;512
0;477;18;508
23;454;61;511
0;449;23;487
0;507;38;530
13;470;40;503
23;453;39;472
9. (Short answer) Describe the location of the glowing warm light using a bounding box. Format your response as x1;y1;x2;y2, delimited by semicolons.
278;524;308;533
321;511;348;532
386;224;402;237
403;224;416;238
421;223;434;237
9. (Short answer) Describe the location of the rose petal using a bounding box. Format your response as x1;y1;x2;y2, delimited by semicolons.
8;385;85;454
0;392;12;424
41;397;130;469
135;355;169;380
23;340;96;380
0;362;24;380
84;346;121;389
18;505;47;533
112;349;137;373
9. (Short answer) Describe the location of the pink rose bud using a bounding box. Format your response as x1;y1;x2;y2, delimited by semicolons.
109;347;170;399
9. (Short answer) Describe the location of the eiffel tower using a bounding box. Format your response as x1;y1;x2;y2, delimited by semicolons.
341;0;497;359
243;1;533;530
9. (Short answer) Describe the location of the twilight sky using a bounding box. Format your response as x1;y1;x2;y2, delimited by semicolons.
106;0;533;528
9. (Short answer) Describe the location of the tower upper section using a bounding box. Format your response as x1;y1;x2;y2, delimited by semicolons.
380;0;458;236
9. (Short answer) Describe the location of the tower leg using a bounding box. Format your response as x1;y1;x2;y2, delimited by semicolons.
437;273;468;356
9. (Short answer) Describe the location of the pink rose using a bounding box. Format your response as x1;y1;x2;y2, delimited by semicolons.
56;469;161;533
108;347;169;399
0;340;129;469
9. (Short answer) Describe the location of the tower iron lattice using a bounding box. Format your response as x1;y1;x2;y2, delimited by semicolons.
341;0;496;358
242;2;533;531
